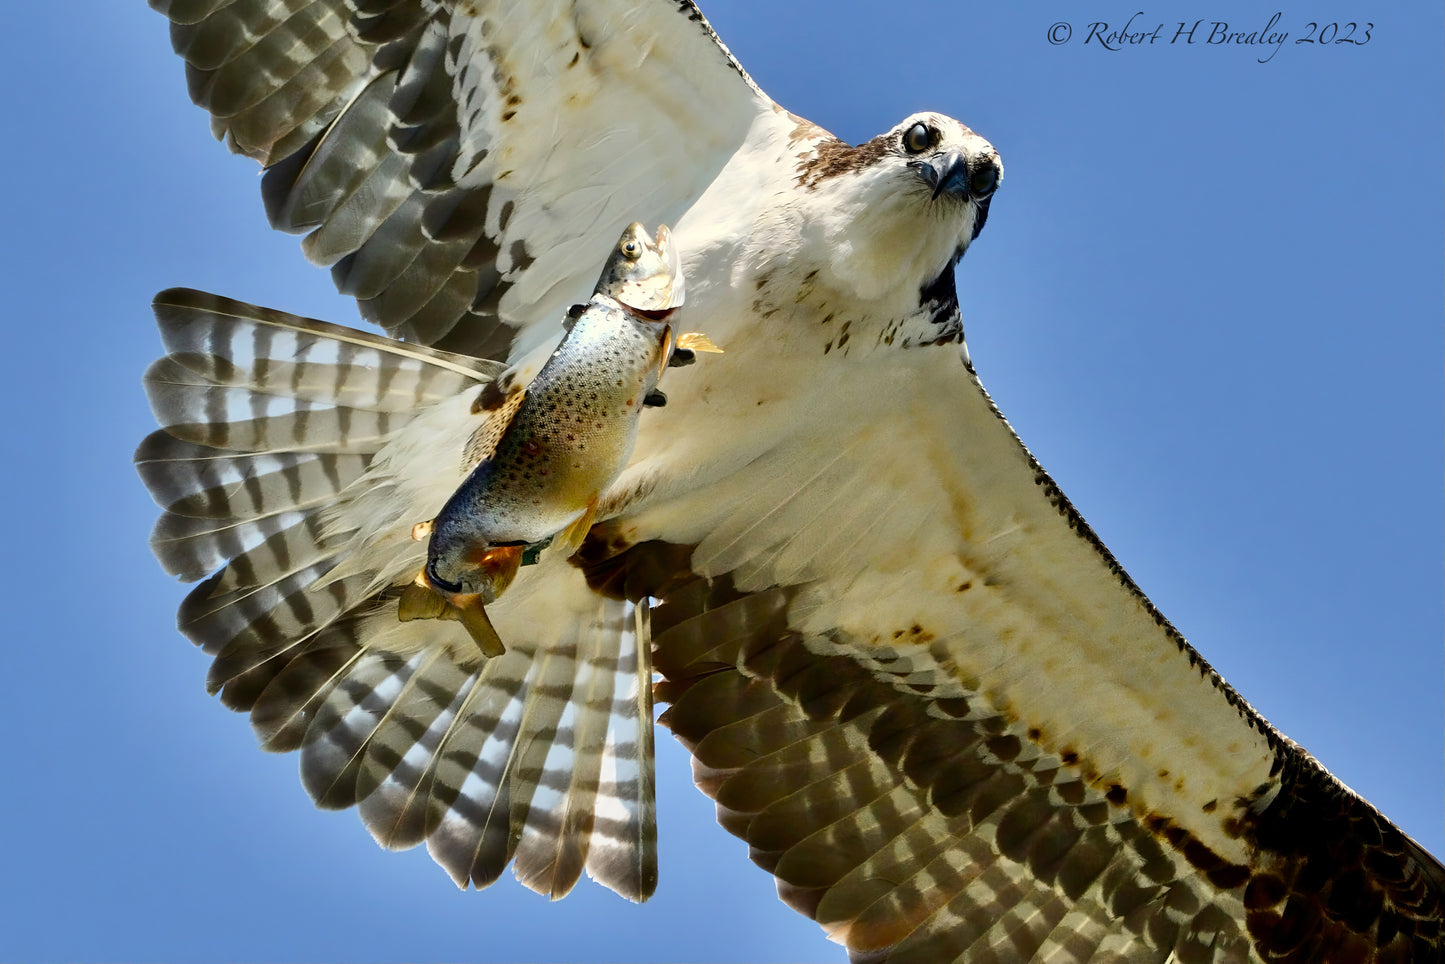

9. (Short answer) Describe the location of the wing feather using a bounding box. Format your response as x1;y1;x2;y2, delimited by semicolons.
655;594;1258;961
630;344;1442;960
155;0;770;357
137;289;659;902
145;5;1443;956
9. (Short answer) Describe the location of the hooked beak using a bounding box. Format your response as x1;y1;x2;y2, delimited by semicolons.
922;151;970;200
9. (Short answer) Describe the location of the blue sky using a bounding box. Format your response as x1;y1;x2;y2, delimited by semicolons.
1;3;1440;962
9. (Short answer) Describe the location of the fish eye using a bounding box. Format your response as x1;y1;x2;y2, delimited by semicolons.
621;239;642;260
902;122;932;154
969;163;999;199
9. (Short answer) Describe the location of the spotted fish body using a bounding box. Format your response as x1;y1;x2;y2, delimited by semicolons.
420;223;701;621
427;296;674;587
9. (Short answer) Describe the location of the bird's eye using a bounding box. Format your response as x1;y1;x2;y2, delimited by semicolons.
620;240;642;260
969;164;999;199
902;122;932;154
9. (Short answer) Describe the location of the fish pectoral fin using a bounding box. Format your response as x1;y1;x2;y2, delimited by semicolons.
551;500;597;560
452;594;506;658
397;580;448;621
658;325;674;381
474;544;525;599
676;332;723;353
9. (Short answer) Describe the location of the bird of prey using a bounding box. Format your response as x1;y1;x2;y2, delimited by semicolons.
138;1;1443;960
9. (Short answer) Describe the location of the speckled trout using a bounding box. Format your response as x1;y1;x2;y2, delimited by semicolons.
400;223;719;656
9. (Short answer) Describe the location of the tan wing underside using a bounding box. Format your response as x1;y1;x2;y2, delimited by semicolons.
628;549;1442;963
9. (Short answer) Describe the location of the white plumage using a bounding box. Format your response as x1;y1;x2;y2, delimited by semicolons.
138;2;1443;960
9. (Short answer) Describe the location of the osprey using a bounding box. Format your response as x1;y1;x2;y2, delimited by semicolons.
139;1;1443;960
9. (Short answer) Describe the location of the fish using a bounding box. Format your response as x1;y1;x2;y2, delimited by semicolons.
399;222;719;656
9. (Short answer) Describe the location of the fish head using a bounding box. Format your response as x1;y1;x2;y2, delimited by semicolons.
594;222;686;312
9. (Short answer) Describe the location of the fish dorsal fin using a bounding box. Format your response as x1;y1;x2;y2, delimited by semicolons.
462;385;527;473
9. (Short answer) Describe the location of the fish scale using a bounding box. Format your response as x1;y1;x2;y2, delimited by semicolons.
400;222;716;657
437;296;663;551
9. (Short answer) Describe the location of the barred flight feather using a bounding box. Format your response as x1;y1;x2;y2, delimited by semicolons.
647;564;1442;962
137;288;661;901
157;0;762;358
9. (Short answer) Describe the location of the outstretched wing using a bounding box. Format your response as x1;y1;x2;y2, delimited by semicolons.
153;0;769;358
144;2;1443;959
658;607;1445;962
139;289;658;899
586;341;1445;961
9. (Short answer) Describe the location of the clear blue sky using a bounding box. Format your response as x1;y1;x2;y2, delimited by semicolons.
1;3;1439;961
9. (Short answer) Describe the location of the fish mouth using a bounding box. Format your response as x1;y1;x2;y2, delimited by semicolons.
423;560;463;595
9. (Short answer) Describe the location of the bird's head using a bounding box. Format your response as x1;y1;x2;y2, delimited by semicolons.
784;112;1001;320
890;112;1002;241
